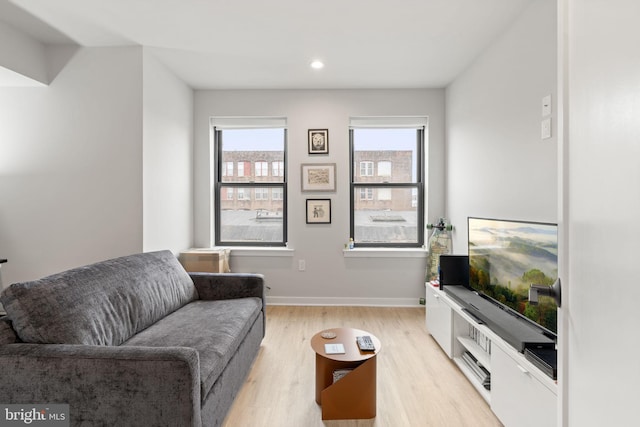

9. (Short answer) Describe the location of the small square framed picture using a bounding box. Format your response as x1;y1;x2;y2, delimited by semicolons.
306;199;331;224
308;129;329;154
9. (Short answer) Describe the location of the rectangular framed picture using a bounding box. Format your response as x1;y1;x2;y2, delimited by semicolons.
306;199;331;224
301;163;336;192
308;129;329;154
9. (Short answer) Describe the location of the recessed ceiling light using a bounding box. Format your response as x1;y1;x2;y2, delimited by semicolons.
310;60;324;69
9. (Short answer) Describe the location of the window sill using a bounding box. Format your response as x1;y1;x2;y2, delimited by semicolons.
220;247;295;257
342;248;428;258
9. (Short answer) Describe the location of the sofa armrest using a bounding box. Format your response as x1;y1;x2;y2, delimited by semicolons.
0;343;201;427
190;272;266;335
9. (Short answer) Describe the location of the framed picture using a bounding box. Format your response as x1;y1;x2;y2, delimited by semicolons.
301;163;336;192
306;199;331;224
308;129;329;154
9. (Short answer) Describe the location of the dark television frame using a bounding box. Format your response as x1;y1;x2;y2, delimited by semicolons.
467;216;558;340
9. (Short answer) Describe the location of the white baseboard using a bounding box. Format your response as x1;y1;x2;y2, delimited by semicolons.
266;296;422;307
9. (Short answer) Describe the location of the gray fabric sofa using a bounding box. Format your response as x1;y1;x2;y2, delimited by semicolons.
0;250;265;427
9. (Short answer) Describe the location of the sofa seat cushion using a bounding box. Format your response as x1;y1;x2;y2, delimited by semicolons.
0;251;197;346
122;298;262;401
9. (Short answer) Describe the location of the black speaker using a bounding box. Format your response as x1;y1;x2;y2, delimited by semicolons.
438;255;469;290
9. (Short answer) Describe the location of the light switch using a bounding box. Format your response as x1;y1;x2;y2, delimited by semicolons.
542;95;552;116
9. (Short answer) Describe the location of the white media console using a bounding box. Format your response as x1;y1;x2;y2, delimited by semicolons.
425;283;557;427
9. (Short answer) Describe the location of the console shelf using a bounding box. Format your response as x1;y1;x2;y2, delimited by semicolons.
425;284;557;427
457;336;490;369
452;356;491;402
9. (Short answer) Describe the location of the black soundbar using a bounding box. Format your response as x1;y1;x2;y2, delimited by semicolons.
444;286;555;352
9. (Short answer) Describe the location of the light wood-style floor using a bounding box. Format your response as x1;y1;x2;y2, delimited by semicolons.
223;306;503;427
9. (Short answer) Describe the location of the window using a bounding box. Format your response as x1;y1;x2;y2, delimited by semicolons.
360;161;374;177
272;161;284;177
223;187;234;200
255;188;269;200
255;161;269;177
359;188;374;200
213;118;287;246
222;162;234;177
237;188;250;200
349;117;426;247
377;161;392;177
272;187;283;200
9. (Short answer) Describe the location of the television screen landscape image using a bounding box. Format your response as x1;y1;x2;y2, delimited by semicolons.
468;217;558;335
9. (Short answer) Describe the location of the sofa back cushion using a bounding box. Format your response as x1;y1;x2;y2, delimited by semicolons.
0;250;198;346
0;318;19;345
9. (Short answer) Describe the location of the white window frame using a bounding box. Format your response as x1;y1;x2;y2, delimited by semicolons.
360;161;374;177
237;188;249;200
272;161;284;177
225;187;234;200
272;187;283;200
255;161;269;177
255;187;269;200
359;188;374;200
222;161;234;177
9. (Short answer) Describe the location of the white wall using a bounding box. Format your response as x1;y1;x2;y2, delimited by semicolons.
194;89;445;305
446;0;558;252
0;46;144;286
142;50;194;254
562;1;640;425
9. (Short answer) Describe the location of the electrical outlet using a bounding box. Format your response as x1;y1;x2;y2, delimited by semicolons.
298;259;306;271
541;118;552;139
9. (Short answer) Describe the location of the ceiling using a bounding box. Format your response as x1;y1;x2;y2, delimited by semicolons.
1;0;535;89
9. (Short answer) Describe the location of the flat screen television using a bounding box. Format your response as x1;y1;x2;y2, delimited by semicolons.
468;217;558;337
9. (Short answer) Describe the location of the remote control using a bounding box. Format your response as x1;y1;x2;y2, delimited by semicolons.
356;335;375;351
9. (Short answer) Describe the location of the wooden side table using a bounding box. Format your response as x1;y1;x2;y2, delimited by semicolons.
310;327;381;420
